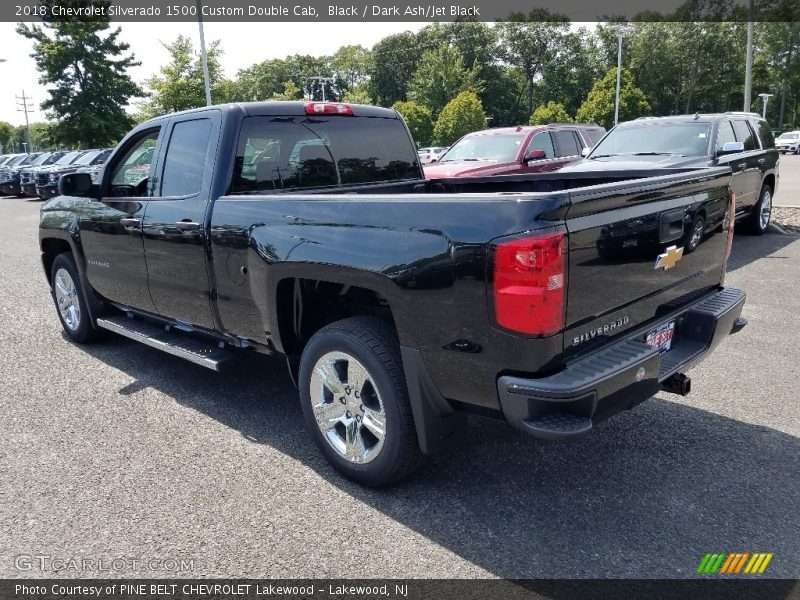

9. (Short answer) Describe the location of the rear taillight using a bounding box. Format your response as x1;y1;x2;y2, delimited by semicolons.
493;231;566;336
725;192;735;262
305;102;354;116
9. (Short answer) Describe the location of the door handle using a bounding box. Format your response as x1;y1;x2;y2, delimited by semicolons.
120;217;141;228
175;220;201;231
736;163;747;169
758;158;766;164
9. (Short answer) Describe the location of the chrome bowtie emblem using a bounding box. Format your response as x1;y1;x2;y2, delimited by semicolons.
655;245;684;270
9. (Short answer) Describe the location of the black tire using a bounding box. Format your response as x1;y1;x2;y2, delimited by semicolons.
684;215;705;253
298;317;422;486
50;253;107;343
747;184;773;236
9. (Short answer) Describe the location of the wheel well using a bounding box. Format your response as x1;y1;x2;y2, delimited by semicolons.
276;278;396;356
762;173;775;194
41;238;72;284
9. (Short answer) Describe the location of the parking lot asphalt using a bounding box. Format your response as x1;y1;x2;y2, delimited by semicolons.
0;196;798;580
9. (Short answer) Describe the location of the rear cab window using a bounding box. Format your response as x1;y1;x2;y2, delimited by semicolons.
229;116;421;193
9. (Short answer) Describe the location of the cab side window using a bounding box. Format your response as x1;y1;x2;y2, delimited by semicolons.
732;120;758;151
715;121;737;153
107;130;160;197
525;132;555;159
160;118;212;197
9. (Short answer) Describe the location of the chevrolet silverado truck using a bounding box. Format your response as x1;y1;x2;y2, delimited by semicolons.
560;113;779;235
41;102;747;486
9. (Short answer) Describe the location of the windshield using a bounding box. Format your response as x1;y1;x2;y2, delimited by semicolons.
590;122;712;157
31;153;53;166
5;155;26;167
55;151;81;165
74;150;100;165
778;132;799;140
19;154;41;166
441;134;525;162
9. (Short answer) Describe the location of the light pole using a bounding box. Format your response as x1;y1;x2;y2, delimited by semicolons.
607;24;632;126
743;0;755;111
196;0;212;106
758;93;774;119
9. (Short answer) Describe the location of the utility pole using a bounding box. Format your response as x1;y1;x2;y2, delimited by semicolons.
15;90;34;153
308;76;335;102
607;24;632;126
743;0;754;111
196;0;212;106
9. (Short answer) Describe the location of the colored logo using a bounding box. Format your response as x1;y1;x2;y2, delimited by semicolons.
696;552;773;575
655;245;684;270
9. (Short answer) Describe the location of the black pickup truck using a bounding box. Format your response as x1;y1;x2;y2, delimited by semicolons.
562;113;779;236
41;102;747;485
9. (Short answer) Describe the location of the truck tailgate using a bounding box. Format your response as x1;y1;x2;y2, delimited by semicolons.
563;168;732;355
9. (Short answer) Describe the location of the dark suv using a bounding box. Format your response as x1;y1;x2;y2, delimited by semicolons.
561;113;779;235
423;123;606;178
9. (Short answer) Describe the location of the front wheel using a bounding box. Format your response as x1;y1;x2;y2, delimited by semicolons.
50;253;106;343
747;184;772;236
298;317;422;486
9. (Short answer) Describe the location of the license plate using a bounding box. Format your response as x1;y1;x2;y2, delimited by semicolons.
646;321;675;354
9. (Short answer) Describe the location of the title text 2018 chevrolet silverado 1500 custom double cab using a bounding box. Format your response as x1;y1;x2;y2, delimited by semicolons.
41;102;747;485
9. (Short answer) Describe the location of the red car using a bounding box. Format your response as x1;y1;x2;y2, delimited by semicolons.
423;124;605;178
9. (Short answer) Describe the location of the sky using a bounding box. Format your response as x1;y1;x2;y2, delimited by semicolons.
0;21;433;126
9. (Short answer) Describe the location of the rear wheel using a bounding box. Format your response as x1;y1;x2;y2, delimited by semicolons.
298;317;422;486
747;184;772;236
50;253;106;343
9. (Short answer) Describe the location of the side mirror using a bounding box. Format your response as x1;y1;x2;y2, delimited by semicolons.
718;141;744;156
524;149;547;162
581;147;591;157
58;172;94;197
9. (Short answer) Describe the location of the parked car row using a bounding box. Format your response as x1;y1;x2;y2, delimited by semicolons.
0;148;111;199
422;112;778;235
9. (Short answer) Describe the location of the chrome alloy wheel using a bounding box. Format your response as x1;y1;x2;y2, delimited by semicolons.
54;268;81;331
760;190;772;231
309;351;386;464
690;219;704;249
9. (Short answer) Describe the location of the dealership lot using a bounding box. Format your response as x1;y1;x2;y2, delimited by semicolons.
0;194;798;579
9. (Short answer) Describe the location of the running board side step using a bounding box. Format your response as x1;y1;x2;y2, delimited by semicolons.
96;316;233;372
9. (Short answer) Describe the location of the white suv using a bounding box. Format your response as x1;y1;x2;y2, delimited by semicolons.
775;131;799;154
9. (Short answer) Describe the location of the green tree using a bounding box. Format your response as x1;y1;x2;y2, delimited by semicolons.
0;121;13;153
755;22;800;129
529;101;572;125
392;101;433;147
433;91;486;146
408;44;482;117
497;16;571;115
539;27;604;116
342;86;373;105
140;35;226;117
16;1;143;148
270;80;302;101
10;122;57;152
369;32;420;106
576;68;651;128
330;45;372;91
